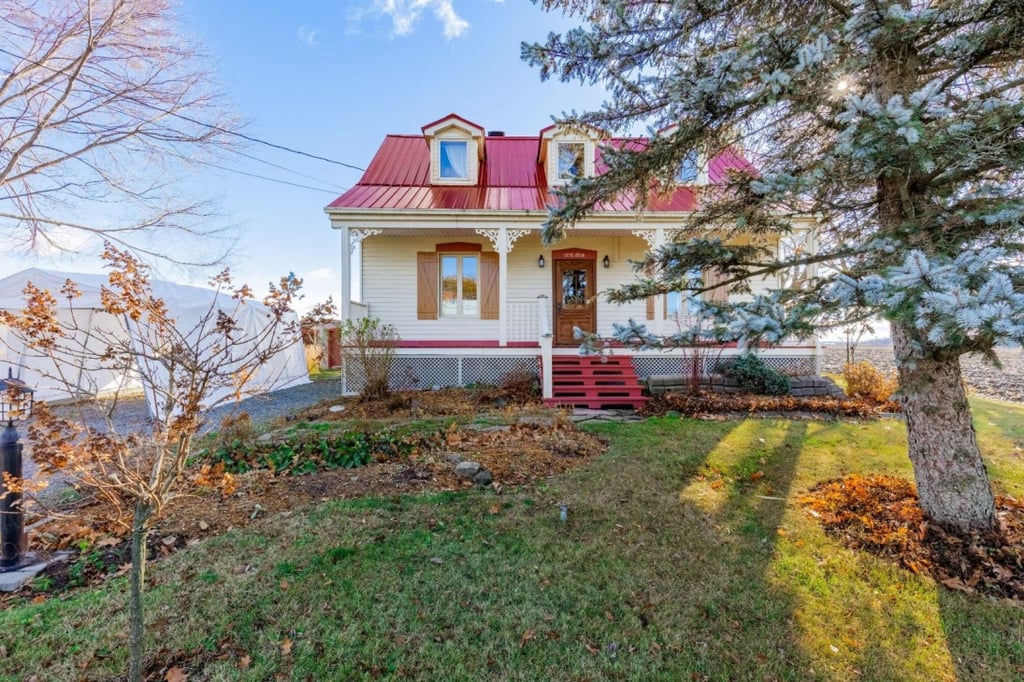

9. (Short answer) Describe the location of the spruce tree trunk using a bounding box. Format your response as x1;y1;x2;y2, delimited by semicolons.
892;324;996;532
128;504;152;682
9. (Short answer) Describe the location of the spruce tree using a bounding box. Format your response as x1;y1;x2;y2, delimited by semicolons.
524;0;1024;532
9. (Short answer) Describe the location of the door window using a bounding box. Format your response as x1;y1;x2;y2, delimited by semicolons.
561;269;588;306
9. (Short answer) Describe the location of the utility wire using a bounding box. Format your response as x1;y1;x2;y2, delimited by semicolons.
200;161;345;194
0;45;367;172
229;148;349;191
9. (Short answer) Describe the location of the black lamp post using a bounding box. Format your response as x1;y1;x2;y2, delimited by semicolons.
1;368;34;571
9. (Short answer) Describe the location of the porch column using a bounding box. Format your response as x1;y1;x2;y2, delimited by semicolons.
475;227;533;347
654;227;666;337
499;227;509;346
340;225;351;321
632;228;664;336
347;229;381;321
540;333;553;399
807;223;822;373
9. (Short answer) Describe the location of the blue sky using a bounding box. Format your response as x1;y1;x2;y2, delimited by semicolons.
0;0;608;311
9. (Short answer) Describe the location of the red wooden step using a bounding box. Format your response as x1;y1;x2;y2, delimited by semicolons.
541;354;648;409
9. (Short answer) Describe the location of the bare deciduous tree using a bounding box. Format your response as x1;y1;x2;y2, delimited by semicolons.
0;0;240;262
0;246;301;681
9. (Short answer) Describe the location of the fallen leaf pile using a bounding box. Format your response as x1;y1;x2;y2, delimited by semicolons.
800;474;1024;600
644;392;894;418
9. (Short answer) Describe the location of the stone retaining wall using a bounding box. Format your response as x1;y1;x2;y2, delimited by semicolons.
645;374;845;398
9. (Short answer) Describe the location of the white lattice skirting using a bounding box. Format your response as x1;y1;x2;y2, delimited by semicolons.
344;355;542;393
343;352;817;394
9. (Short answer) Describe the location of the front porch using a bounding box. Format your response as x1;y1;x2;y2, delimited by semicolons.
337;341;822;402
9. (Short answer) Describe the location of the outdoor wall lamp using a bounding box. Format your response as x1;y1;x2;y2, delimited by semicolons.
603;255;610;268
1;367;34;571
538;255;545;268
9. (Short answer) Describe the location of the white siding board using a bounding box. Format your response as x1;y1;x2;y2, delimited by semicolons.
360;231;783;343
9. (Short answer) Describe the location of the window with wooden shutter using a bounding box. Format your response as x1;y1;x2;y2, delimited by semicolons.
417;252;438;319
418;244;501;320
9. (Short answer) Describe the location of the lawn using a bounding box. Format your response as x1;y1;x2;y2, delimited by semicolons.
2;397;1023;681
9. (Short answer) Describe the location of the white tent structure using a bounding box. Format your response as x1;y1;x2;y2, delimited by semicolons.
0;268;309;416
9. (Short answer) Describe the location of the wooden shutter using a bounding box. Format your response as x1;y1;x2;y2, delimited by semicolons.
706;267;729;303
480;252;499;320
417;252;438;319
645;264;655;320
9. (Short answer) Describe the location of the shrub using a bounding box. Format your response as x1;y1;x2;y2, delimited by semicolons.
496;367;540;402
340;316;399;401
843;360;898;404
216;412;254;449
206;429;419;475
719;353;791;395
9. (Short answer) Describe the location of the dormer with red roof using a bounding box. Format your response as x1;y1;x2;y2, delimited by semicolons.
421;114;486;186
657;123;707;185
538;123;602;186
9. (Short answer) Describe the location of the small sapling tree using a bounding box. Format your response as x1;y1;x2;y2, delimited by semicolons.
0;246;301;681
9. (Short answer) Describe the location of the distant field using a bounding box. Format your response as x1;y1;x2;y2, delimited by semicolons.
822;345;1024;404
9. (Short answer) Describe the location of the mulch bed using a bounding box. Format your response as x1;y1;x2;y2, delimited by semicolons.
643;392;899;418
800;475;1024;601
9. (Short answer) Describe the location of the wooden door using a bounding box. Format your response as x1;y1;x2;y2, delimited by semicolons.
554;258;596;345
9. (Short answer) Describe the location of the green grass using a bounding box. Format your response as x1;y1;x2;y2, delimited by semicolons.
2;397;1023;680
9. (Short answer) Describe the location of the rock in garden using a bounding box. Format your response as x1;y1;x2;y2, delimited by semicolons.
328;405;346;413
454;461;481;478
472;469;493;486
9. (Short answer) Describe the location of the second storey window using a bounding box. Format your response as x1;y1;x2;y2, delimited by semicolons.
676;150;699;183
439;140;469;179
440;253;479;317
557;142;585;180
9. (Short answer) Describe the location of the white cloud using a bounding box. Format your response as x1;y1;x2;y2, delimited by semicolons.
297;25;319;47
307;266;334;280
367;0;502;40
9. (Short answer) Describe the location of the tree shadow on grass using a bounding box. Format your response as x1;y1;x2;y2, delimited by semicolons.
508;417;832;679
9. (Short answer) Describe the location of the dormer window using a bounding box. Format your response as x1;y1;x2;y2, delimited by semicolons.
557;142;586;180
422;114;485;186
539;123;601;187
676;150;699;183
440;140;469;180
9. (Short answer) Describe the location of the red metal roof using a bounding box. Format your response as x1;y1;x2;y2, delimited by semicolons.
326;132;754;213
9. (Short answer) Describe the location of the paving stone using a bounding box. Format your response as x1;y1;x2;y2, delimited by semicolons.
0;552;71;592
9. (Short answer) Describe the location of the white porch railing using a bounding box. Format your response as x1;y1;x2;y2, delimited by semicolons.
508;296;549;342
350;301;369;320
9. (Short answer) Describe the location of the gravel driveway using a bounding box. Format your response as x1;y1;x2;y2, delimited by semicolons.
21;379;348;489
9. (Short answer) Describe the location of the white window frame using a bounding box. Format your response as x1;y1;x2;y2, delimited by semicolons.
665;267;704;320
439;140;469;180
438;253;480;319
556;142;586;181
676;150;700;183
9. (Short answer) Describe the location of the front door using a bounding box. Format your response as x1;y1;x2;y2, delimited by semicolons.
554;258;596;345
